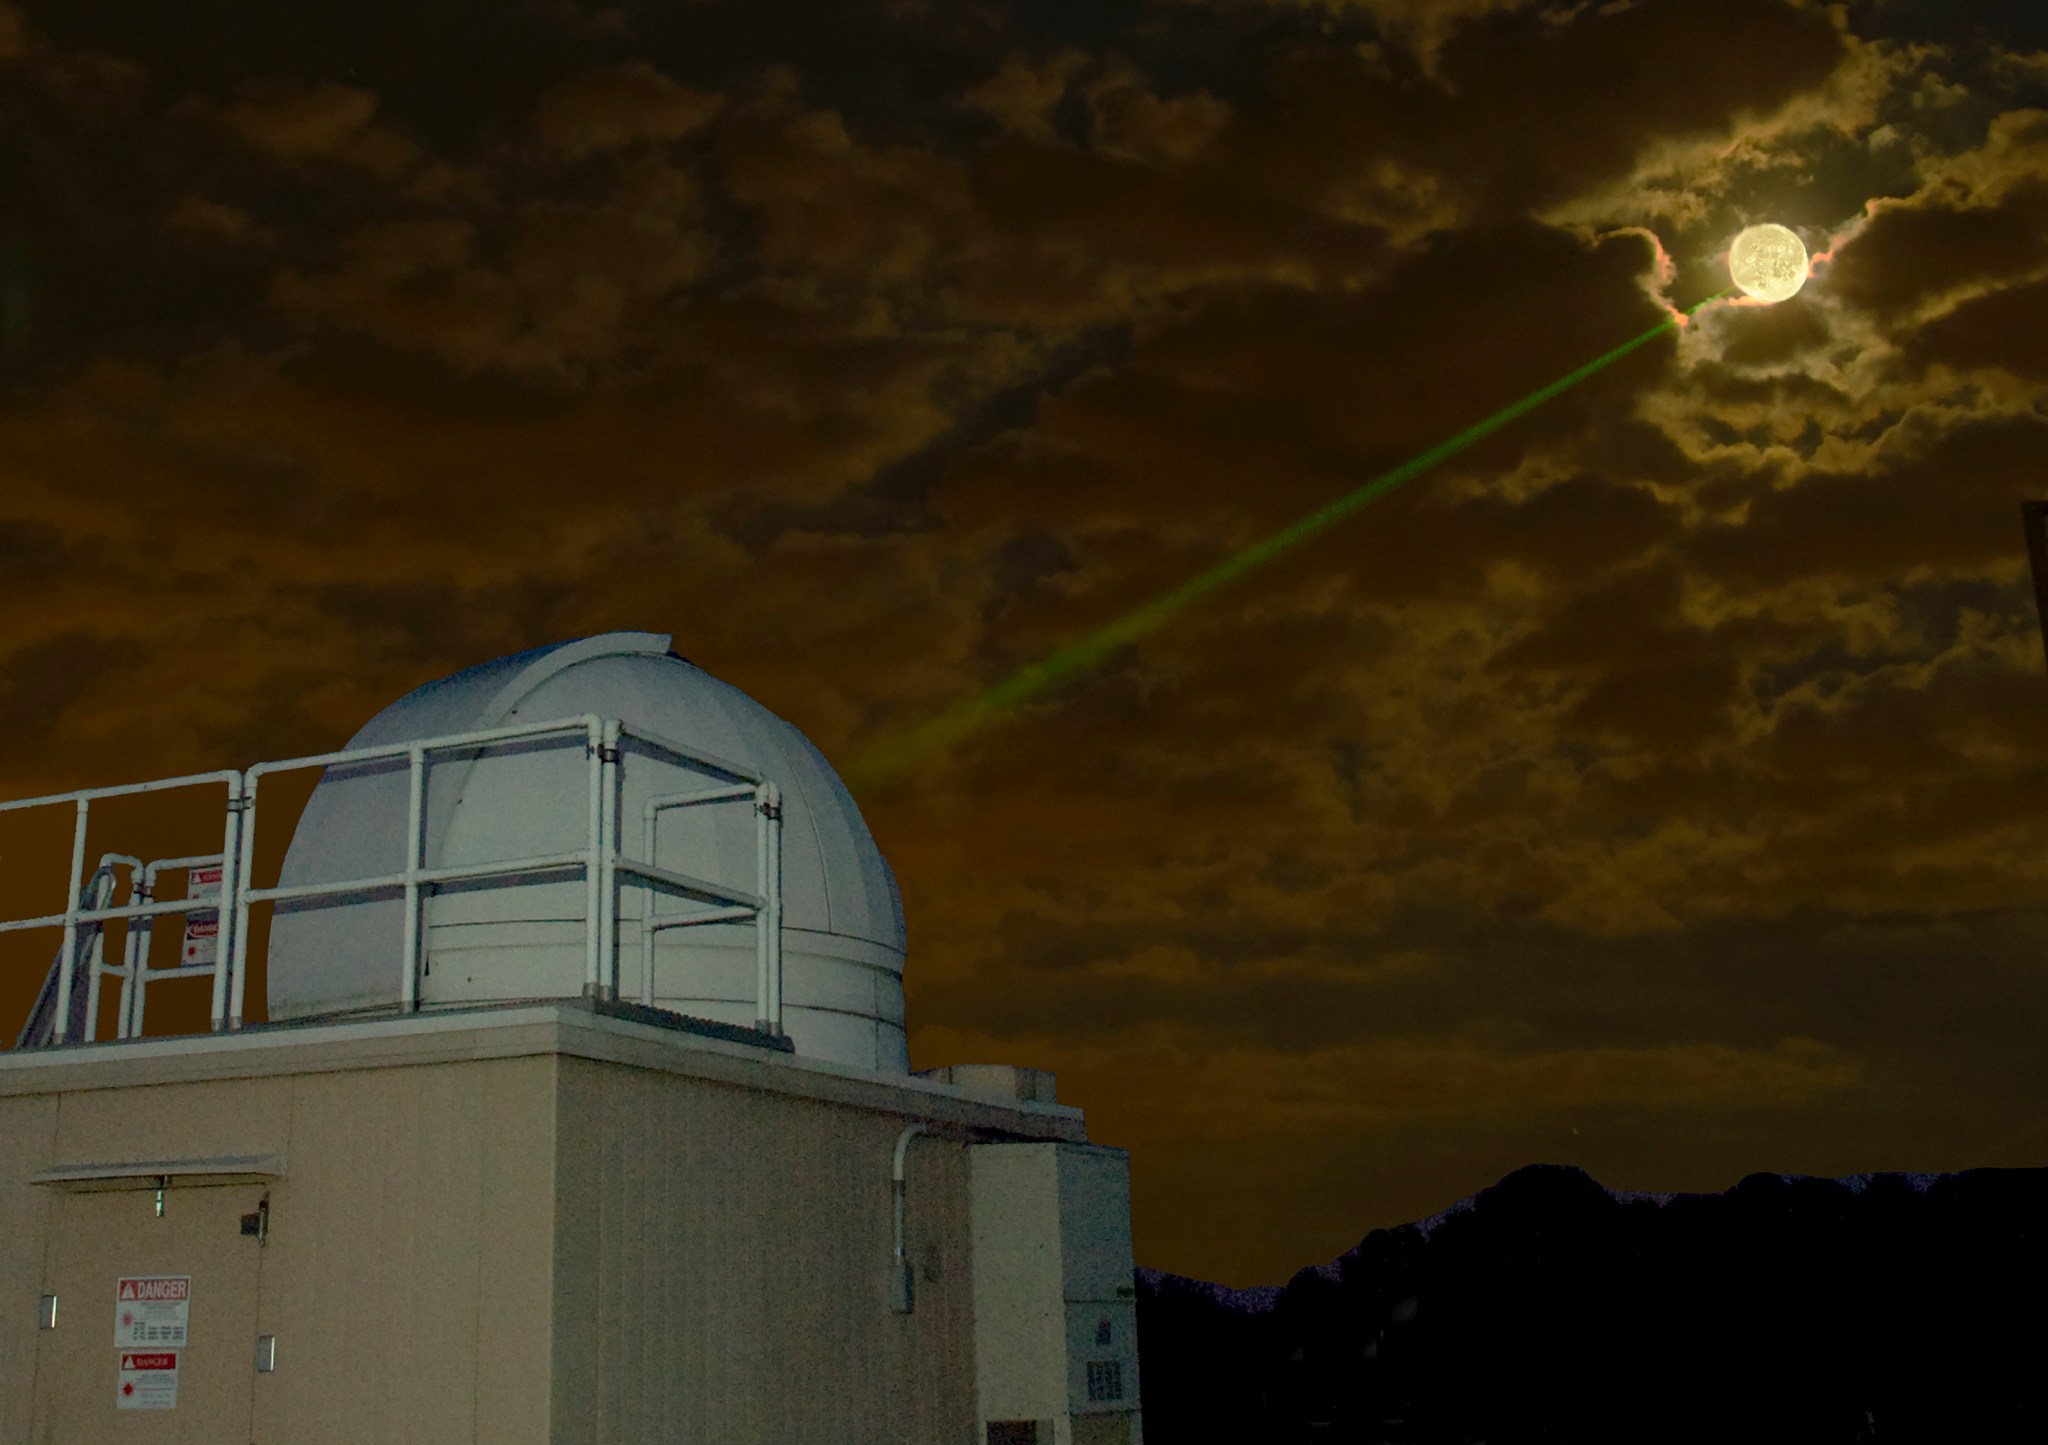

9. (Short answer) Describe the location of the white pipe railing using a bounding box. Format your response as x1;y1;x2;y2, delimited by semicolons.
756;781;783;1035
1;718;786;1046
0;771;244;1043
119;855;221;1040
4;853;230;1045
114;858;152;1038
584;715;605;998
77;856;136;1046
637;781;780;1018
597;719;621;1004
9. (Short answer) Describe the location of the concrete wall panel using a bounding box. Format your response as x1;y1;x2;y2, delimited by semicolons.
0;1095;59;1442
552;1055;977;1445
251;1055;556;1445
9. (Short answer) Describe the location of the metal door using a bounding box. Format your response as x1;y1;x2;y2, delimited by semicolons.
32;1184;267;1443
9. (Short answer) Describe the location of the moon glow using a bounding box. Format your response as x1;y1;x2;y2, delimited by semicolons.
1728;223;1809;303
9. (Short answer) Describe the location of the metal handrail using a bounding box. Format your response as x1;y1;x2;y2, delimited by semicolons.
0;769;246;814
0;773;245;1042
637;779;783;1024
113;855;221;1041
1;716;785;1046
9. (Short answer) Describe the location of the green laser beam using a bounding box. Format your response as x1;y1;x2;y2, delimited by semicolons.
850;292;1725;790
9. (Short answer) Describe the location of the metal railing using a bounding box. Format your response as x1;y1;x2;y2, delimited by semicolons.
1;771;246;1044
1;715;785;1047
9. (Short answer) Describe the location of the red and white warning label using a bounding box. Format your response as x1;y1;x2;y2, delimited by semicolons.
117;1351;178;1410
115;1276;191;1347
180;912;218;967
181;865;223;967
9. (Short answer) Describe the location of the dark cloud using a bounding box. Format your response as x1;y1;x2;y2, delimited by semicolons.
1911;272;2048;381
1224;0;1846;224
1486;563;1742;754
214;81;421;180
1715;297;1834;370
0;631;132;750
531;62;722;159
1686;413;2048;586
0;518;74;596
1828;178;2048;318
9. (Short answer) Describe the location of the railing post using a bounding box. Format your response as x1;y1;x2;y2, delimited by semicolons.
52;799;90;1044
82;875;109;1045
584;718;605;999
754;781;783;1036
597;720;621;1002
400;744;426;1013
122;863;159;1040
641;796;659;1007
212;777;245;1031
766;781;782;1033
228;773;261;1029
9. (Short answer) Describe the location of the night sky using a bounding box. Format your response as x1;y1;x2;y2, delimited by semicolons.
4;0;2048;1287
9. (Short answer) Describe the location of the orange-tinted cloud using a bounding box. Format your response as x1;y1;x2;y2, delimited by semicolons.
532;61;724;159
214;81;421;182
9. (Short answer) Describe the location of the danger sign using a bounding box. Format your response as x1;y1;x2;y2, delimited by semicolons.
117;1351;178;1410
181;865;223;967
180;912;218;967
115;1276;191;1347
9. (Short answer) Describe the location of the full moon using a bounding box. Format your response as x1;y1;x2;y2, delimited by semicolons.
1728;223;1809;303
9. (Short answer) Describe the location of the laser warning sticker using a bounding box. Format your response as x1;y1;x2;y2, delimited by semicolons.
180;910;218;967
115;1276;191;1347
181;864;223;967
117;1351;178;1409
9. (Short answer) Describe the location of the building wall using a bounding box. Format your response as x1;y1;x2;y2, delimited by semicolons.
0;1006;1084;1445
1056;1145;1142;1429
970;1143;1144;1445
0;1054;560;1445
0;1091;59;1442
551;1054;979;1445
969;1146;1070;1424
248;1055;559;1445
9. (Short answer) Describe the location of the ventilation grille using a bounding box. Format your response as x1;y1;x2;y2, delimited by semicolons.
1086;1359;1125;1401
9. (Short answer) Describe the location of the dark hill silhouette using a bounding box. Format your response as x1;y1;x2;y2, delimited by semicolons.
1135;1164;2047;1443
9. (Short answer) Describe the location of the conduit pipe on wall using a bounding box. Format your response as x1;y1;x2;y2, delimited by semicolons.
890;1123;931;1314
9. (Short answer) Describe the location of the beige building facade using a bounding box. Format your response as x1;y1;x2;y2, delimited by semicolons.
0;1002;1144;1444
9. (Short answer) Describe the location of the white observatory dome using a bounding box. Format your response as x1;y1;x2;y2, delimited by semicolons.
266;631;910;1072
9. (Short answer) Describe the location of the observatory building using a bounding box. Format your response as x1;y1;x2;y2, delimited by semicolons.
0;632;1143;1445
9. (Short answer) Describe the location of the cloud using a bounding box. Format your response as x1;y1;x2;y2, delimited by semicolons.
165;195;273;246
1827;115;2048;319
215;81;420;181
1910;272;2048;379
721;98;976;292
1214;0;1850;234
267;155;722;374
921;1027;1861;1159
532;62;724;160
931;220;1667;555
0;631;135;753
960;48;1088;142
1086;66;1233;165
